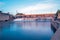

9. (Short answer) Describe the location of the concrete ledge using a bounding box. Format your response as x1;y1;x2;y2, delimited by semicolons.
51;27;60;40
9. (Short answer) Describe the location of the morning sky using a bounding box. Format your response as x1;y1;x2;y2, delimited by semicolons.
0;0;60;15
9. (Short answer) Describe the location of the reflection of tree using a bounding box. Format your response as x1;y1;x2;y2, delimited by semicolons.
54;10;60;20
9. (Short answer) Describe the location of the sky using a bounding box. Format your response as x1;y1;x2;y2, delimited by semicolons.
0;0;60;15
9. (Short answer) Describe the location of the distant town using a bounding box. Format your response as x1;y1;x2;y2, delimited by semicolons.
0;10;60;40
0;10;60;22
0;11;55;22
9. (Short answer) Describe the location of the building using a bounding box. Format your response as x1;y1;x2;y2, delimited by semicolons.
0;11;14;21
16;13;55;20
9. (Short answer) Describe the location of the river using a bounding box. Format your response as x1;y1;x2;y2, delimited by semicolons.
0;21;54;40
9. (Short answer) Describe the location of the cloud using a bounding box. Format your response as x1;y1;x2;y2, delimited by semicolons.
18;3;57;14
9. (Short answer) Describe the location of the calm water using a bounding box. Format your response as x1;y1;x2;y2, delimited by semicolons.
0;21;54;40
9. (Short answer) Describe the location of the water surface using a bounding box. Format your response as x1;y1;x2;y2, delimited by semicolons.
0;21;54;40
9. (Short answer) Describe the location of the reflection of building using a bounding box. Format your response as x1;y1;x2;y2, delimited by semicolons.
0;11;14;21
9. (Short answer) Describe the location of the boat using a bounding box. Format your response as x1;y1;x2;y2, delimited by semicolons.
13;18;23;21
14;18;34;22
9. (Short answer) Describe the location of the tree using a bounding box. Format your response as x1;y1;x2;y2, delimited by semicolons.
16;13;24;15
54;10;60;20
0;11;2;14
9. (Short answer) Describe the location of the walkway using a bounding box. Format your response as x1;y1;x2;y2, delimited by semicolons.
51;20;60;40
51;27;60;40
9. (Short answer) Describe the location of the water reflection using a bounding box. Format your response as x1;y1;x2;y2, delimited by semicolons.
0;21;54;40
